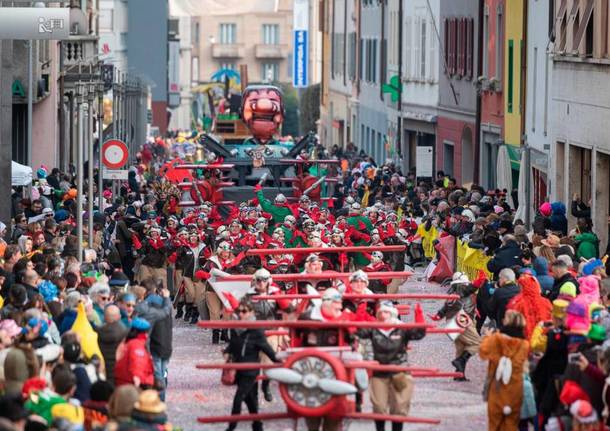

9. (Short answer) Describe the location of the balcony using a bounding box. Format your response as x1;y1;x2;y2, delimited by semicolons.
255;44;289;59
211;44;244;59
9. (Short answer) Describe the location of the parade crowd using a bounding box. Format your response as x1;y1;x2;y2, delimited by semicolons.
0;135;607;431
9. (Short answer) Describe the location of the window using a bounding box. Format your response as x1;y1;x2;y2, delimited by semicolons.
99;9;113;32
495;6;503;82
420;19;427;79
466;18;473;79
220;62;236;70
194;22;200;45
443;142;454;176
359;37;364;79
262;24;279;45
219;23;236;44
507;39;514;112
405;16;412;78
348;32;357;80
457;18;464;76
191;57;200;85
262;63;279;82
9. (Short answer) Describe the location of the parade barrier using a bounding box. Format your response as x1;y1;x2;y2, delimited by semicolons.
216;271;413;282
416;224;439;260
455;239;493;281
245;245;406;256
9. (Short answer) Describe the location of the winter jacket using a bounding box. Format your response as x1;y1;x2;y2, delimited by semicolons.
149;311;173;360
437;282;478;319
114;333;155;387
548;272;580;301
487;240;522;280
223;328;278;377
532;213;551;236
576;232;599;260
257;190;293;225
532;257;554;295
134;295;172;330
356;327;425;377
550;202;568;236
140;240;168;268
97;320;129;383
175;244;208;279
488;282;520;327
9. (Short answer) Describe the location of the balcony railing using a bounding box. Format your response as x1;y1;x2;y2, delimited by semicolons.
255;44;289;59
211;43;244;58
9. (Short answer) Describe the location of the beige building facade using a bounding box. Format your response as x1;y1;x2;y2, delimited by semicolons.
193;0;294;84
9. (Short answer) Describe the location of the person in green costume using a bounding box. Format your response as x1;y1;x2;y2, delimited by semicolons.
346;202;374;267
254;184;294;226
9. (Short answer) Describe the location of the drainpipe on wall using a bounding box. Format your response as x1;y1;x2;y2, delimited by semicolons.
397;0;403;166
474;0;484;183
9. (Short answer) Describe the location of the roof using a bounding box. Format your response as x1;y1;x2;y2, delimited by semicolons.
171;0;281;16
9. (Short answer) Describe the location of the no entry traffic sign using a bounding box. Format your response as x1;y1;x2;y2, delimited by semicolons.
102;139;128;169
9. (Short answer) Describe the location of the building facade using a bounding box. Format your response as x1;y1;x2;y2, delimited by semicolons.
400;0;439;176
436;0;479;185
524;0;553;208
194;0;294;85
479;0;505;189
550;0;610;253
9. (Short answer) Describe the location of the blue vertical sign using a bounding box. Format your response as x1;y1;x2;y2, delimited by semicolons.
293;0;309;88
293;30;308;88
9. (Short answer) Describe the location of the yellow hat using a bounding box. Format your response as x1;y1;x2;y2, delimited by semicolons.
552;299;569;319
51;403;84;424
134;390;166;414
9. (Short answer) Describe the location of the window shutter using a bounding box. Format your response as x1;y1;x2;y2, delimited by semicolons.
458;18;464;76
450;18;456;75
406;16;412;79
443;18;449;74
429;18;436;81
466;18;473;79
414;16;421;79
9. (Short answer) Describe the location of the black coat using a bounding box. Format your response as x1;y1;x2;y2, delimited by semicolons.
487;240;522;279
175;245;207;278
97;321;128;382
547;272;580;301
357;327;425;377
150;313;173;360
140;241;168;268
224;328;277;377
488;282;520;327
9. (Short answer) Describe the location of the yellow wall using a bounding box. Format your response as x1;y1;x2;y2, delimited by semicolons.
504;0;524;147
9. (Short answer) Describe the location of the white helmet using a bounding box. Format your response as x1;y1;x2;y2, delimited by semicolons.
349;270;369;284
275;193;287;204
284;215;296;225
253;268;272;282
322;287;342;302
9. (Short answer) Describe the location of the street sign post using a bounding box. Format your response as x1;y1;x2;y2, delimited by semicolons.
102;169;128;180
0;8;71;40
292;0;309;88
102;139;128;169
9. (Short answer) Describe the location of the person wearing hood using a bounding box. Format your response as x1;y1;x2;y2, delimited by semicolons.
356;302;426;431
575;226;600;261
575;275;601;311
113;318;154;388
533;256;554;295
549;202;568;236
479;310;529;431
223;297;278;431
506;273;552;339
533;202;552;236
487;235;522;280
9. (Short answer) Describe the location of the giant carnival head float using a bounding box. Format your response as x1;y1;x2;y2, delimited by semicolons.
241;85;285;143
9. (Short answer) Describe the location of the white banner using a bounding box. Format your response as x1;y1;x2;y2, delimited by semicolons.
0;8;71;40
293;0;309;31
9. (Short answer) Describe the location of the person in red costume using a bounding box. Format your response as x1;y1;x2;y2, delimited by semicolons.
297;287;352;431
364;251;393;294
114;318;155;388
343;270;376;321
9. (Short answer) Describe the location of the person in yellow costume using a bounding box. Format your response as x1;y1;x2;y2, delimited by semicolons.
71;302;104;366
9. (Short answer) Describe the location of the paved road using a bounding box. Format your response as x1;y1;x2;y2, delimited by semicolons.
166;271;488;430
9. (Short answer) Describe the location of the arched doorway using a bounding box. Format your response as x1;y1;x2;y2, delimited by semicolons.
461;127;474;185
